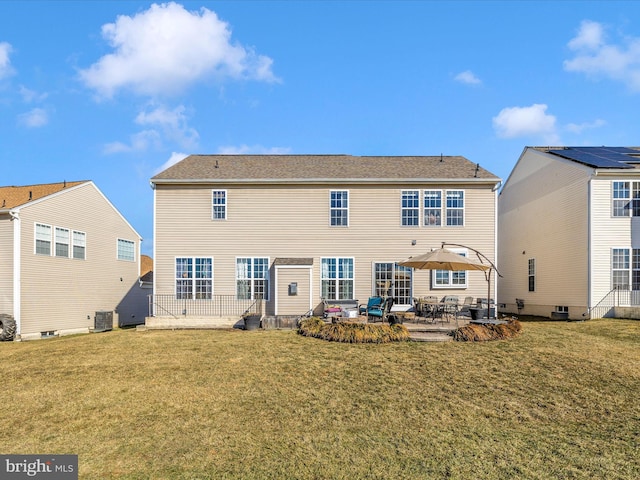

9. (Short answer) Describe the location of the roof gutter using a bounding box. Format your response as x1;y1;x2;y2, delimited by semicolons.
150;177;501;186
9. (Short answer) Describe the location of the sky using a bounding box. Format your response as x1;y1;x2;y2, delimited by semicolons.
2;0;640;256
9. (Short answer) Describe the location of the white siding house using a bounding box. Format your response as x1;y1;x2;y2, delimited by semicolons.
150;154;501;328
498;146;640;319
0;181;143;339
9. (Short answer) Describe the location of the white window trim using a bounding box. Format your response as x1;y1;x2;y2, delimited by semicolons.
212;189;227;221
117;238;136;262
34;222;52;256
329;190;349;227
320;257;355;300
55;226;70;258
401;190;420;227
431;248;468;289
175;256;214;299
445;190;465;227
423;190;442;227
72;230;86;260
236;256;270;301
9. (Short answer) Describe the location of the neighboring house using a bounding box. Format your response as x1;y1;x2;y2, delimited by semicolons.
498;146;640;320
0;181;143;339
116;254;153;327
149;155;500;327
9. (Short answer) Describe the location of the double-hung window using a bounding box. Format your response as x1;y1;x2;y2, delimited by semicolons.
117;239;135;262
424;190;442;226
612;248;631;290
35;223;52;255
236;257;269;300
176;257;213;299
433;249;468;288
612;181;640;216
401;190;420;226
212;190;227;220
446;190;464;226
73;231;86;260
55;227;70;257
321;257;354;300
330;190;349;226
528;258;535;292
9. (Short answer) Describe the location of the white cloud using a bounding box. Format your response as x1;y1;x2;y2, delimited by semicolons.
17;108;48;128
216;144;292;155
0;42;15;79
135;104;199;149
492;104;559;143
19;85;48;103
564;20;640;91
103;130;162;154
78;2;279;99
565;118;606;134
154;151;189;174
454;70;481;85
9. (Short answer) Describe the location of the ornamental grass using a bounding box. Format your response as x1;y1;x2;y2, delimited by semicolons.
452;316;522;342
298;316;410;343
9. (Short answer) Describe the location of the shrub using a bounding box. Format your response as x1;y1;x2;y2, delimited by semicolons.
298;317;410;343
451;316;522;342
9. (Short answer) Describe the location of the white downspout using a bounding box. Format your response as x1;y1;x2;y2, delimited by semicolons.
9;210;21;336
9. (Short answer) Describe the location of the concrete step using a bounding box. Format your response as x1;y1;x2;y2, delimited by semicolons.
409;331;453;342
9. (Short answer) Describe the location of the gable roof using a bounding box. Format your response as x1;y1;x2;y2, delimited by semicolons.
0;181;87;209
151;154;500;185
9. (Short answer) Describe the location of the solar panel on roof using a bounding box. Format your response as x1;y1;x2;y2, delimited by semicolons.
548;147;636;169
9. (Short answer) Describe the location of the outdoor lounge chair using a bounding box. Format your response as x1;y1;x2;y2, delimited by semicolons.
366;297;390;323
359;296;384;316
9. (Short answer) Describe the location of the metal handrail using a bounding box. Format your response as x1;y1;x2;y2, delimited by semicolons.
149;294;258;318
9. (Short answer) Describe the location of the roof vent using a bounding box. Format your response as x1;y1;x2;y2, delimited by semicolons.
29;191;32;201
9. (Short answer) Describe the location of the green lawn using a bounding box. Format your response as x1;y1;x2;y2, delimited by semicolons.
1;319;638;479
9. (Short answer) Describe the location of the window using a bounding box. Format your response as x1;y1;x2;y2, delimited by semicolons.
612;248;630;289
35;223;52;255
528;258;535;292
433;250;467;288
236;257;269;300
401;190;419;226
72;231;86;260
446;190;464;226
212;190;227;220
374;263;413;305
330;190;349;226
612;181;640;217
117;239;135;262
321;257;354;300
176;257;213;299
423;190;442;226
55;227;70;257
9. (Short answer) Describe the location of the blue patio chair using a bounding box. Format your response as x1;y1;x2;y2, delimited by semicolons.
359;296;384;316
366;297;391;323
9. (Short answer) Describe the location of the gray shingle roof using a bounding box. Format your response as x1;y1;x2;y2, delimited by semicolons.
151;154;500;184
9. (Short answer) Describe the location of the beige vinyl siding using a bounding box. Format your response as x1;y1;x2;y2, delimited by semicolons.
498;149;591;318
17;183;140;335
155;182;497;315
0;215;14;315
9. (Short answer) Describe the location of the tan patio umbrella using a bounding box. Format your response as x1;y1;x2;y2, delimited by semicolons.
398;248;490;272
399;247;493;320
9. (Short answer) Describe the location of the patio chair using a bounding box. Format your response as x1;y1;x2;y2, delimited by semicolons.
458;296;474;317
366;297;390;323
359;296;384;316
440;295;459;323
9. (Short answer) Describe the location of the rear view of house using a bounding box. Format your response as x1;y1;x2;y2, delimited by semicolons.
149;154;501;328
0;181;143;339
